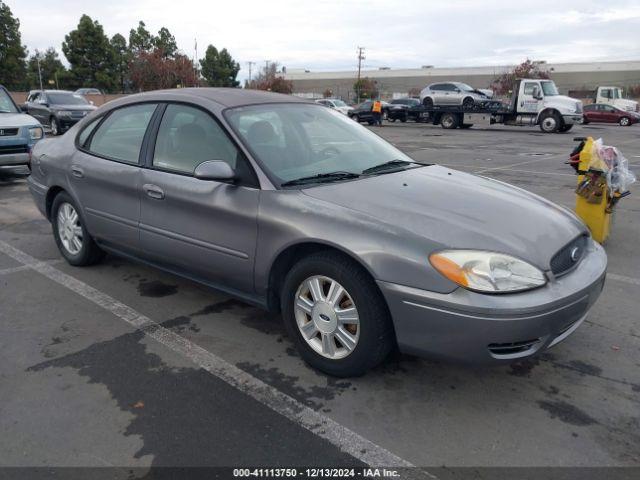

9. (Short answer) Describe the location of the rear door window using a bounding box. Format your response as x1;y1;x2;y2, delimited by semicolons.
88;103;157;164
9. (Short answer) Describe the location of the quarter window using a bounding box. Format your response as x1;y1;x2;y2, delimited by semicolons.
152;104;240;174
88;103;157;164
77;118;100;147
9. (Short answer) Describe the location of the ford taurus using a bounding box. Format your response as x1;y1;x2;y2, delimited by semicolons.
27;89;607;376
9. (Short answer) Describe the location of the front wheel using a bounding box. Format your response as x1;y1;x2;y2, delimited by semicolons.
52;192;104;266
539;111;561;133
281;252;395;377
559;124;573;132
620;117;631;126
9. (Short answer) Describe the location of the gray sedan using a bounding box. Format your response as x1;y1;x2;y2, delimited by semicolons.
27;89;606;377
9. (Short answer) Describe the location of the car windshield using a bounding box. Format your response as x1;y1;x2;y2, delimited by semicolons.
225;103;415;187
48;93;90;106
0;89;19;113
457;83;474;92
541;81;559;96
332;100;347;107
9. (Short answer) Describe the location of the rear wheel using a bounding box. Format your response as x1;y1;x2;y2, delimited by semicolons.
462;97;475;110
440;112;459;129
281;252;395;377
52;192;104;266
539;111;561;133
620;117;631;126
423;97;433;108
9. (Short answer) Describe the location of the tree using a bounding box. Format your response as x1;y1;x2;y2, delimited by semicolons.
27;48;68;89
323;89;332;98
491;59;550;95
154;27;177;58
353;77;378;100
62;15;116;91
110;33;130;93
129;21;154;53
129;49;196;91
246;62;293;94
0;1;27;89
199;45;240;87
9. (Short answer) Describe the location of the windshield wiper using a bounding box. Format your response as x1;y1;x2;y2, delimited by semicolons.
281;171;361;187
361;159;415;175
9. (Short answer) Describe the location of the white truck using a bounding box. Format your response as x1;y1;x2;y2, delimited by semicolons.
415;78;583;133
594;86;639;112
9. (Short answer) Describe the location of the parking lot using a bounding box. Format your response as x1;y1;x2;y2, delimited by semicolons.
1;121;639;474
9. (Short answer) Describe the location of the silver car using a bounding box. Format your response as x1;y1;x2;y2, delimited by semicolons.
420;82;493;109
27;89;606;377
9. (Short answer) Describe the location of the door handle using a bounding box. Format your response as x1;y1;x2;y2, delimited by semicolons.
71;166;84;178
143;184;165;200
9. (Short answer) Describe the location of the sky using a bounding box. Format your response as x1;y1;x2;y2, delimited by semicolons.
7;0;640;82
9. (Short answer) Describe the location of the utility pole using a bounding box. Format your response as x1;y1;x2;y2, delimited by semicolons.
356;46;365;103
35;49;44;91
247;61;256;86
194;39;198;87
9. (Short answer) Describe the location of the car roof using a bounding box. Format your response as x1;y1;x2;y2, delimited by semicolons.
120;88;311;108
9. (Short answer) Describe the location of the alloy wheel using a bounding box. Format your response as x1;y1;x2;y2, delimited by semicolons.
294;275;360;360
57;203;83;255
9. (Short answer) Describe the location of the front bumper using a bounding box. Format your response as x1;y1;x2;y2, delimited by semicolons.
0;152;29;166
378;239;607;364
563;114;583;125
58;117;82;131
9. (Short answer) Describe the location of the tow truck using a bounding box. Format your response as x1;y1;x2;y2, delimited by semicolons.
414;79;583;133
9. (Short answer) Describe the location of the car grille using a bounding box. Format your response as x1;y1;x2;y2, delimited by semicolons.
0;144;29;155
488;338;541;357
550;235;588;276
0;128;19;136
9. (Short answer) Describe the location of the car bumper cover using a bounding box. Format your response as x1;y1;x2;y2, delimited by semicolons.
378;239;607;364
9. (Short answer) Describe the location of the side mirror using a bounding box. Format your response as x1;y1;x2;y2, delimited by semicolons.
20;104;28;112
532;86;542;100
194;160;236;182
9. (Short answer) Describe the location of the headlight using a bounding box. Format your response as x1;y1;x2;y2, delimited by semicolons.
429;250;547;293
57;110;73;116
29;127;43;140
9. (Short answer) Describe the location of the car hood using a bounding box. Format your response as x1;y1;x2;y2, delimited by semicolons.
302;165;587;270
547;95;582;113
51;104;96;111
616;99;639;111
0;112;41;127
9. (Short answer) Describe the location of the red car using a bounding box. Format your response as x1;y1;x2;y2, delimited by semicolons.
583;103;640;126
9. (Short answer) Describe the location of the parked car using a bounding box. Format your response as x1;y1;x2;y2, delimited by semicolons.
315;98;353;115
347;100;390;124
582;103;640;126
420;82;494;109
23;90;96;136
0;85;44;170
28;89;606;377
387;98;421;122
75;88;103;96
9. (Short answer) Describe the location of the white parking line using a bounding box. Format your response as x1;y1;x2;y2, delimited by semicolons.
0;240;422;472
607;273;640;287
0;259;64;276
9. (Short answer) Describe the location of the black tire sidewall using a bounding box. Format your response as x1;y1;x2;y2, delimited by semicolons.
280;254;393;377
51;192;96;266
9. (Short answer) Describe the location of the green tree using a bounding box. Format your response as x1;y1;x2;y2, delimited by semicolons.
27;47;68;89
62;15;116;91
154;27;177;58
129;21;154;53
199;45;240;87
0;0;27;89
353;78;378;100
110;33;130;93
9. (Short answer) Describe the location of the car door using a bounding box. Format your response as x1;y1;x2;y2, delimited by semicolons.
603;105;619;123
429;84;444;104
27;92;46;124
519;81;542;114
139;103;260;294
70;103;159;253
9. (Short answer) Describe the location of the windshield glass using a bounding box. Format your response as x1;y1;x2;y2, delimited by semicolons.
541;81;559;96
48;93;90;106
225;103;415;186
332;100;347;107
0;89;19;113
458;83;474;91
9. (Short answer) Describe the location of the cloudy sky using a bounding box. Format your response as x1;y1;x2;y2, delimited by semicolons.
8;0;640;81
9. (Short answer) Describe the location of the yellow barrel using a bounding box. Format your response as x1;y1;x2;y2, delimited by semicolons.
575;137;610;244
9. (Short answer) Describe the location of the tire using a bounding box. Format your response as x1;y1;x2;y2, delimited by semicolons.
367;120;374;126
539;111;561;133
389;118;396;123
50;116;61;136
280;251;395;377
460;124;473;129
352;114;360;123
400;115;407;123
581;118;589;125
620;117;631;126
559;124;573;132
51;192;104;266
462;97;475;110
440;112;459;129
423;97;433;108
